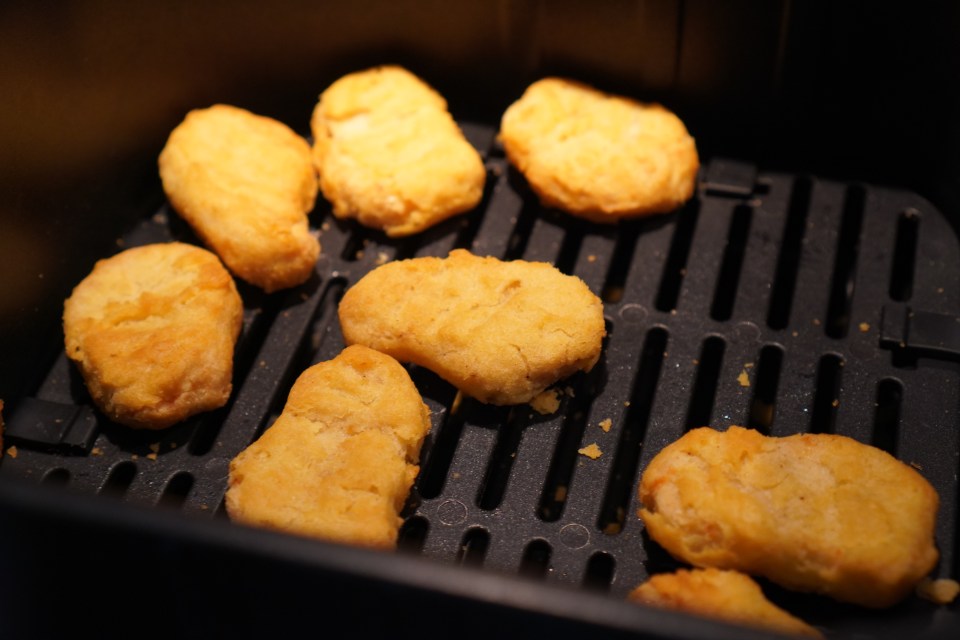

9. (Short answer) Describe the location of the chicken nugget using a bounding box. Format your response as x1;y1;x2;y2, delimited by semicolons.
225;345;431;548
63;243;243;429
311;65;486;237
338;249;605;405
500;77;699;222
159;104;319;292
628;568;822;638
638;426;939;608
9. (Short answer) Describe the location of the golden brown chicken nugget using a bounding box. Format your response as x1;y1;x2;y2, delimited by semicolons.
338;249;605;405
225;345;431;549
159;104;319;292
310;65;486;237
629;568;822;638
63;243;243;429
638;426;939;608
500;78;699;222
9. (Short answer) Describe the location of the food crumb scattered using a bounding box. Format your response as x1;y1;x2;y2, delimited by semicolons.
376;251;389;266
554;485;568;502
917;578;960;605
831;399;840;408
859;322;870;333
146;452;158;461
530;389;561;414
911;461;923;470
131;454;138;460
564;386;575;398
737;370;750;387
599;418;613;433
6;446;17;459
744;362;753;369
91;447;104;456
149;443;160;454
578;443;603;459
587;254;597;263
792;330;799;337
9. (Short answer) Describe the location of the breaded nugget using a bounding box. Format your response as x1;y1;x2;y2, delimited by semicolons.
225;345;431;548
63;243;243;429
159;104;319;292
499;78;699;222
638;426;939;608
310;65;486;237
338;249;605;405
629;568;822;638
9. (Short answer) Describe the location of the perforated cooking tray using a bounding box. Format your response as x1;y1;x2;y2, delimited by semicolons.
1;120;959;639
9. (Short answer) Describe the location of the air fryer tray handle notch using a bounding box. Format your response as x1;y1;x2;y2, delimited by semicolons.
3;398;99;454
700;158;759;198
880;303;960;360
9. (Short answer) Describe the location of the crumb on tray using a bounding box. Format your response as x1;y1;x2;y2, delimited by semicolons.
530;388;561;414
578;443;602;459
917;578;960;605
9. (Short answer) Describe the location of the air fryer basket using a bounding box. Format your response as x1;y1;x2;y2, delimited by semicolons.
3;133;960;637
2;2;959;639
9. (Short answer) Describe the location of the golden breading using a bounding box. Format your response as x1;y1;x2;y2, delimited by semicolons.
225;345;431;548
628;568;822;638
638;426;939;608
159;104;319;292
499;77;699;222
338;249;605;405
63;243;243;430
310;65;486;237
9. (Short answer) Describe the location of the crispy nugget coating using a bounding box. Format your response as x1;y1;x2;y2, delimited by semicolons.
159;104;319;292
63;243;242;429
338;249;605;405
311;65;486;237
638;426;939;608
629;569;822;638
500;78;699;222
225;345;431;549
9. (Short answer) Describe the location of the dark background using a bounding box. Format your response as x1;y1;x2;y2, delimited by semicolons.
2;0;958;404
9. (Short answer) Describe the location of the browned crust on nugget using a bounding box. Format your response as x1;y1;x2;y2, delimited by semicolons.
629;568;822;638
500;77;699;221
63;243;243;429
638;426;939;608
311;65;485;237
338;249;605;405
225;345;431;548
159;104;319;292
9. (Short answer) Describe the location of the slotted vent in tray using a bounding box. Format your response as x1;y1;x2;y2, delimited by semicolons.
3;120;959;635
